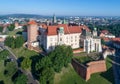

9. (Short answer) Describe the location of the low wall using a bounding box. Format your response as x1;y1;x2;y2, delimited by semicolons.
72;59;87;79
72;59;106;81
87;60;106;74
28;44;42;53
73;48;84;54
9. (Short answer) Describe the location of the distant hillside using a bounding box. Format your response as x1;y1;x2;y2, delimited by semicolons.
0;14;51;19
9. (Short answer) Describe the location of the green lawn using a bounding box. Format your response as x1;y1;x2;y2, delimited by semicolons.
0;60;13;84
10;47;39;58
6;29;23;36
75;56;94;64
54;57;114;84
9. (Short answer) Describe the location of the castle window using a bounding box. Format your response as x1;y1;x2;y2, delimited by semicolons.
60;33;62;36
50;38;53;41
50;43;52;46
54;38;57;41
60;38;62;41
66;37;68;39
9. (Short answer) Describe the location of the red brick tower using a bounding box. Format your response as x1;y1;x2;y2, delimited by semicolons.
27;20;38;49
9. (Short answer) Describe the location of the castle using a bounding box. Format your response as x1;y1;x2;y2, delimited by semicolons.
26;18;102;53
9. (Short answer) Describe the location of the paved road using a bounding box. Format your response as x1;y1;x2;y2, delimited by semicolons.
0;43;39;84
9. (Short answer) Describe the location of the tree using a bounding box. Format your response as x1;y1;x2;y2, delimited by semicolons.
35;56;54;84
8;24;15;31
35;56;52;75
15;36;24;48
48;45;73;72
5;36;24;49
14;74;27;84
23;25;27;30
34;45;73;84
4;62;17;77
0;50;9;60
21;57;32;70
39;67;54;84
101;38;105;45
63;46;73;67
5;36;15;48
0;26;3;32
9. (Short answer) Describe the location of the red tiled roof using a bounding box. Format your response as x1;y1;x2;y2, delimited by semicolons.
102;37;110;42
28;20;37;25
111;38;120;42
47;24;89;36
111;38;120;45
101;30;109;34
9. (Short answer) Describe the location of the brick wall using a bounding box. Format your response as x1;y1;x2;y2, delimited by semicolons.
72;59;106;81
28;44;41;52
72;59;87;79
87;60;106;74
73;48;84;53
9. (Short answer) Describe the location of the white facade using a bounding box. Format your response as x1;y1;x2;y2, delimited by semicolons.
46;33;81;52
0;35;8;39
37;26;102;53
40;27;81;52
14;26;22;30
80;28;102;53
105;34;115;38
31;41;39;47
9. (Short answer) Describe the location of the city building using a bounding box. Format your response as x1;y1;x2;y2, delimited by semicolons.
100;30;115;38
14;22;22;30
111;38;120;49
53;14;57;24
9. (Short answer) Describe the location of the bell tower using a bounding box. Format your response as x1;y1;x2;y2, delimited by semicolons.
93;27;98;37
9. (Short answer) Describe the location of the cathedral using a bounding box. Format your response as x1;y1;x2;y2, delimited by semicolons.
80;28;102;53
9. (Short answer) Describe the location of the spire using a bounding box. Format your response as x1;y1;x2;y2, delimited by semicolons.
93;27;98;36
63;17;66;24
94;27;97;31
53;13;56;24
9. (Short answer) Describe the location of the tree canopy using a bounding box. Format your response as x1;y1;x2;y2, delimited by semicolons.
0;50;9;60
8;24;15;31
5;36;15;48
14;74;27;84
0;26;3;32
21;57;32;70
34;45;73;84
48;45;73;72
87;23;120;37
15;36;24;48
5;36;24;49
4;61;17;77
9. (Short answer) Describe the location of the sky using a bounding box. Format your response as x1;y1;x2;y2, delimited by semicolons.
0;0;120;16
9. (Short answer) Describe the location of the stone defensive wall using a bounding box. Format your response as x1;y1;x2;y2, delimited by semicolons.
72;59;106;81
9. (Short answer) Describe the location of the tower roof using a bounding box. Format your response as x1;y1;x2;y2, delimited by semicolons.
28;20;37;25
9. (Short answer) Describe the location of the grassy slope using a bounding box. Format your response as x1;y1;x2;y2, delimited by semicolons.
10;47;39;58
54;57;114;84
0;61;13;84
6;29;23;36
